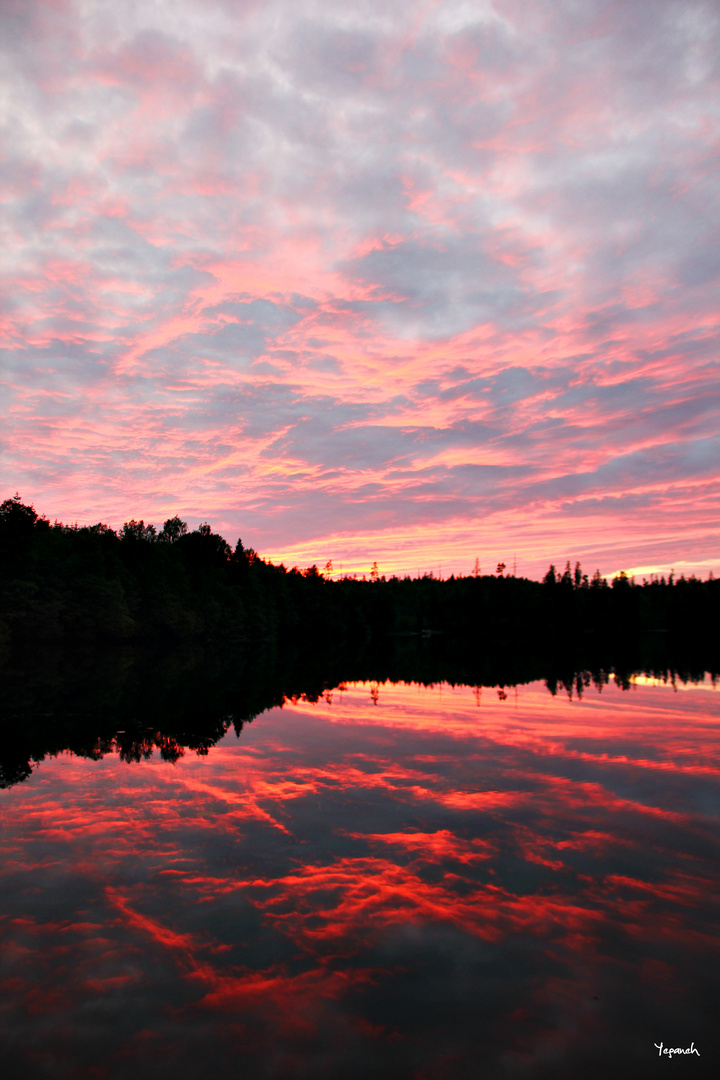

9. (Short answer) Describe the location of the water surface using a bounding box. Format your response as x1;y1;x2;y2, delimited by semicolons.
1;675;718;1078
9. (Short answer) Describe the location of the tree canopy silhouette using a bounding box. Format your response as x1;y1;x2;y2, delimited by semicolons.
1;495;718;649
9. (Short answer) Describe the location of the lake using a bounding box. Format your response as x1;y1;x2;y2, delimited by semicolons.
1;671;718;1078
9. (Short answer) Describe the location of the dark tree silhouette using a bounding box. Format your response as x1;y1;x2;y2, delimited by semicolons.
159;516;188;543
1;496;718;661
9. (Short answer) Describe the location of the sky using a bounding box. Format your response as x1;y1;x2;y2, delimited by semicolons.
1;0;719;579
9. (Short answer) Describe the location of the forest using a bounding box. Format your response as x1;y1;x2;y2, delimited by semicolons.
1;494;718;650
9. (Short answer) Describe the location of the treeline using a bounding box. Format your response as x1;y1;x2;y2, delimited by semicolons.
1;495;718;647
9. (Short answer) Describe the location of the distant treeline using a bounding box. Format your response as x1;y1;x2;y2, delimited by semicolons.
1;494;718;647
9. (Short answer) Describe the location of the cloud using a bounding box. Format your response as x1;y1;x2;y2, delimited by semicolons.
0;0;718;576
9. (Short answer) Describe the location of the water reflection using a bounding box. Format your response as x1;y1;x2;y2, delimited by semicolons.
0;673;718;1078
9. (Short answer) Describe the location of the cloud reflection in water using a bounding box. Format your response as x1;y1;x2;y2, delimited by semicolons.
0;678;718;1078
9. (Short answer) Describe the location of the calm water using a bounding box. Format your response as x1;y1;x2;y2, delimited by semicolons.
1;675;718;1078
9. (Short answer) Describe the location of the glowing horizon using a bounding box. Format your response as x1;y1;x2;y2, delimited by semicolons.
2;0;719;580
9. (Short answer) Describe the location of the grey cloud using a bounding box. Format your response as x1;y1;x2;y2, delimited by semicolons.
330;167;408;228
443;18;519;75
1;341;111;387
340;237;526;339
162;382;372;441
277;21;379;95
677;246;720;288
136;296;306;370
201;298;304;329
0;0;32;53
414;366;564;407
521;435;720;506
263;418;420;470
306;355;343;373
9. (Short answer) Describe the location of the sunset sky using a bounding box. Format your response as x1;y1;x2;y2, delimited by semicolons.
2;0;719;579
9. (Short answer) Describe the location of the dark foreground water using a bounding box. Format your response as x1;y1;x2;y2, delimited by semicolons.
1;673;718;1079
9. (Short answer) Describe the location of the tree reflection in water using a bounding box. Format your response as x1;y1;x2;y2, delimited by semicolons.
0;641;718;1078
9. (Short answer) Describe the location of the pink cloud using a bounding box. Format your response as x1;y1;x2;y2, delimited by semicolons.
1;0;718;576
